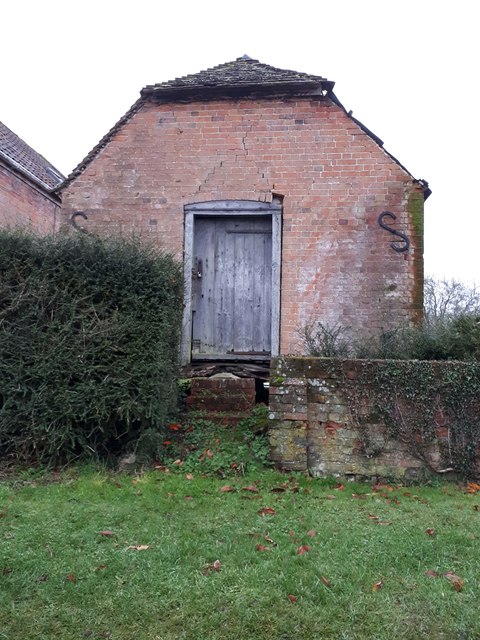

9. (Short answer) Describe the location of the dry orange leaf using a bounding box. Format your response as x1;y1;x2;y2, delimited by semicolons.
242;485;259;493
425;528;436;536
203;559;222;574
95;564;108;571
256;544;271;552
444;572;464;592
66;573;77;583
466;482;480;493
99;530;114;537
372;579;384;592
335;484;345;491
425;570;439;578
287;594;298;603
220;485;235;493
258;507;276;516
126;545;150;551
185;473;194;480
271;485;287;493
319;575;332;588
297;545;311;556
306;530;317;537
326;495;336;500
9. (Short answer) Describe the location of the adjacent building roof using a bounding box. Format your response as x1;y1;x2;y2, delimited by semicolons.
141;55;335;99
0;121;65;192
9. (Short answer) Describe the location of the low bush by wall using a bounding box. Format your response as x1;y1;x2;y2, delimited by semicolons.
269;357;480;480
0;230;183;464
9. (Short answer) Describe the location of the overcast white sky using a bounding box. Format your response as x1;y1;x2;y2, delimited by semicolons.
2;0;478;283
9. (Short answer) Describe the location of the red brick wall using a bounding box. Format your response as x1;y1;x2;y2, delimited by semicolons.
0;163;60;235
60;97;425;353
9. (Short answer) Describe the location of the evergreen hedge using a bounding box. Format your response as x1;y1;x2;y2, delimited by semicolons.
0;230;183;465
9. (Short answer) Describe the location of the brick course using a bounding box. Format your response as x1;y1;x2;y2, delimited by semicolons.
0;163;60;234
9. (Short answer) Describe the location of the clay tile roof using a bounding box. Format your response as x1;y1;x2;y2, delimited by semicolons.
0;121;65;192
141;55;335;97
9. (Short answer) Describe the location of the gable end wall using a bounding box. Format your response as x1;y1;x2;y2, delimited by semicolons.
60;97;424;353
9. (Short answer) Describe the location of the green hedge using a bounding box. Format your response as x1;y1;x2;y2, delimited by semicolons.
0;230;183;464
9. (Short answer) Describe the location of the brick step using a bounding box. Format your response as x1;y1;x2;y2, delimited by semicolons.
186;376;256;418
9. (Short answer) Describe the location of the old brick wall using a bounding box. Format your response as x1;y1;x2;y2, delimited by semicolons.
0;163;60;234
60;97;424;352
269;357;480;480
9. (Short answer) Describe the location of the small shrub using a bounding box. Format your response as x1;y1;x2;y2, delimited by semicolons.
301;322;352;358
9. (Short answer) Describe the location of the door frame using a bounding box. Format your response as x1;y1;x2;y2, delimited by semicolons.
181;199;282;366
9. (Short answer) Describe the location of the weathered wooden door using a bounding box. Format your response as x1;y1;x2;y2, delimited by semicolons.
191;215;272;357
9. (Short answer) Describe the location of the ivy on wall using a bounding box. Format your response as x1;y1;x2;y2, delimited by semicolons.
325;359;480;477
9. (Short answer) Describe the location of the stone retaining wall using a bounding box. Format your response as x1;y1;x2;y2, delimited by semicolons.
268;357;480;480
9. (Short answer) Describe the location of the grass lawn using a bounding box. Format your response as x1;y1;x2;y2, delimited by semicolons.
0;468;479;640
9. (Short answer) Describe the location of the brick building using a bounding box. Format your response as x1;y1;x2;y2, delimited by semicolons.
57;56;430;370
0;122;63;234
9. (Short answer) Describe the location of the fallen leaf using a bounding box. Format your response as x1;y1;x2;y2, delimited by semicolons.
271;485;287;493
167;423;182;431
99;530;114;537
425;570;439;578
163;440;173;446
199;449;214;462
287;594;298;603
444;572;464;592
372;579;384;592
326;495;336;500
256;544;271;552
258;507;276;516
289;530;296;536
220;485;235;493
306;530;317;537
184;495;193;500
203;559;222;574
95;564;108;571
368;514;379;520
297;545;311;555
351;493;366;499
378;521;392;526
319;575;331;588
264;535;276;544
425;528;436;536
466;482;480;494
126;545;150;551
172;459;184;466
242;485;259;493
185;473;194;480
335;483;345;491
66;573;77;583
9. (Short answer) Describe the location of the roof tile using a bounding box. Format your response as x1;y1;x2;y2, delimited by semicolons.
142;56;334;97
0;121;64;191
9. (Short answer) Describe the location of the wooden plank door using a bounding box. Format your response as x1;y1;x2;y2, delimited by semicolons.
191;216;272;357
